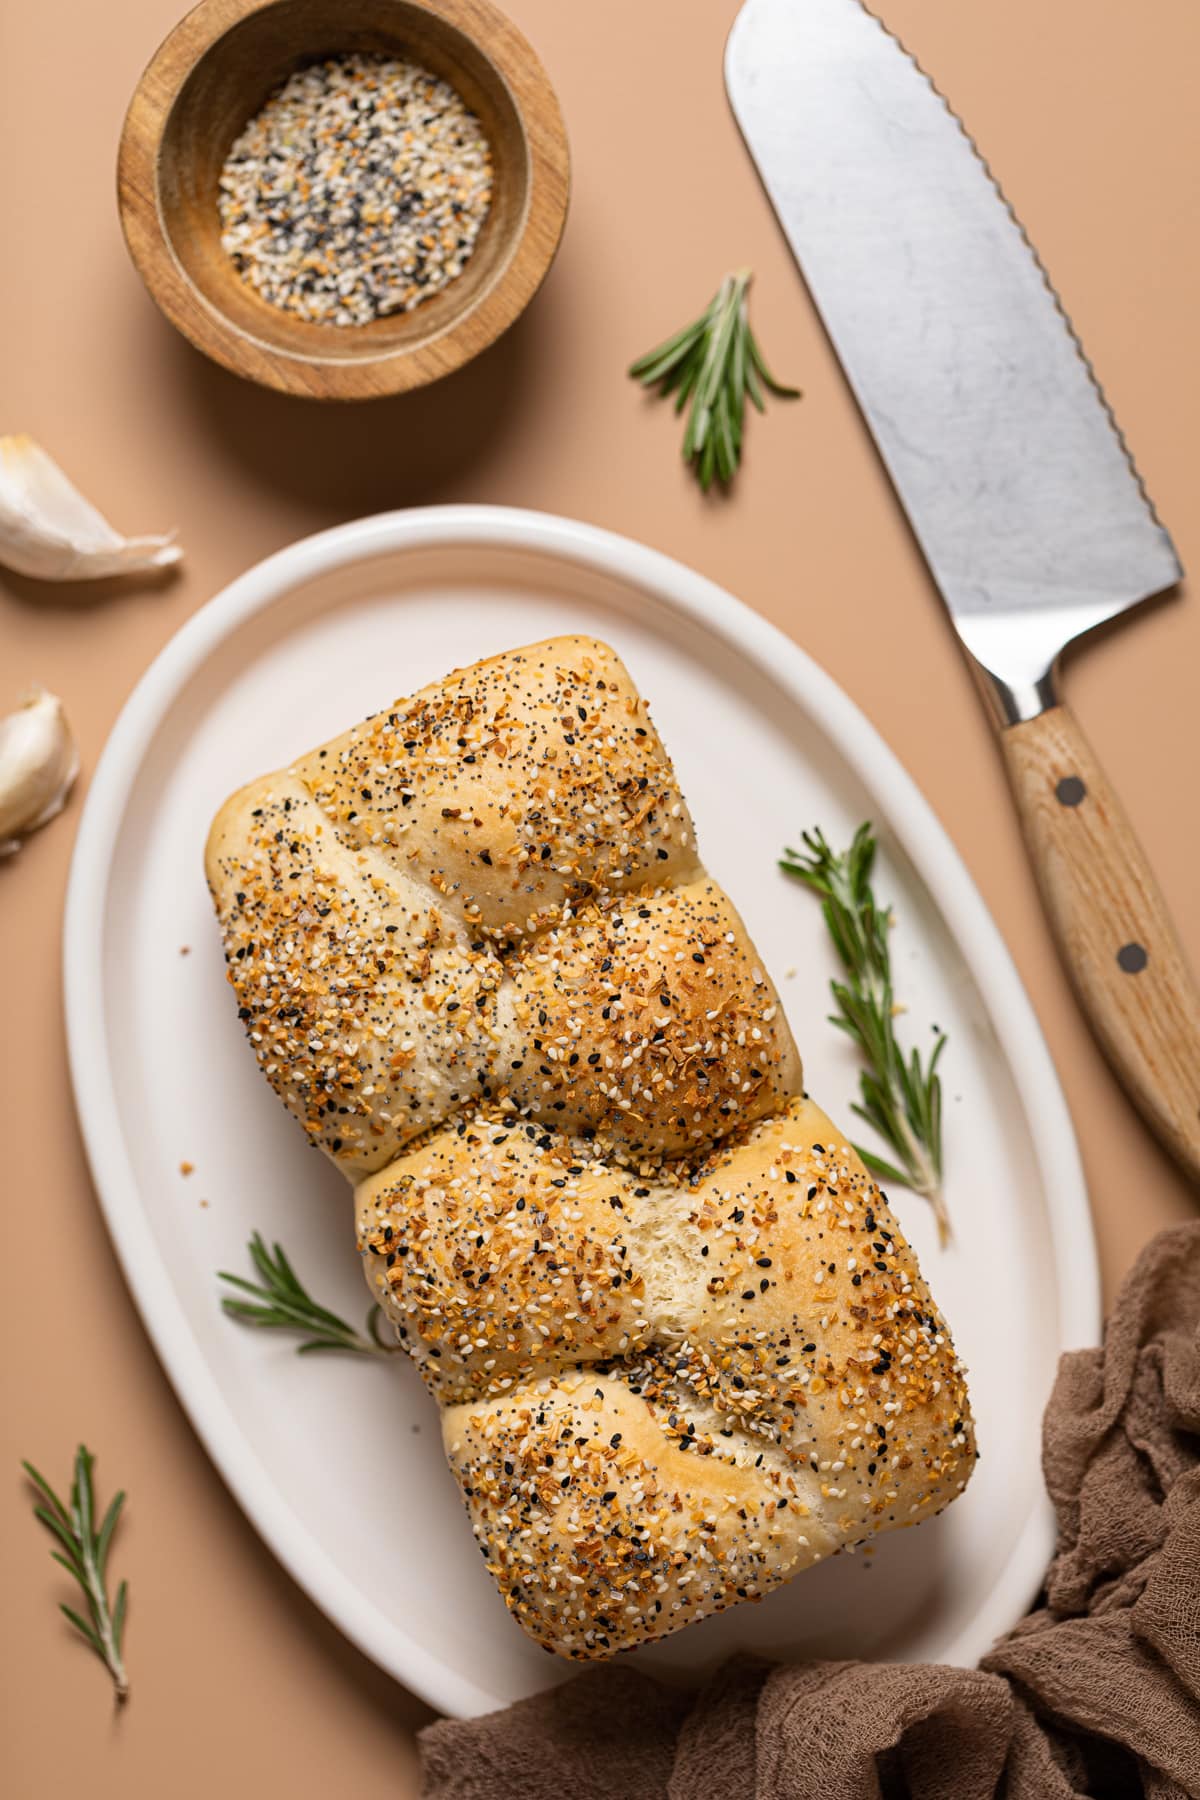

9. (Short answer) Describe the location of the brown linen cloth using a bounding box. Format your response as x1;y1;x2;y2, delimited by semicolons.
419;1220;1200;1799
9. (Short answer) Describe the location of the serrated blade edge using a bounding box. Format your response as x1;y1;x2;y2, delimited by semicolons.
726;0;1182;701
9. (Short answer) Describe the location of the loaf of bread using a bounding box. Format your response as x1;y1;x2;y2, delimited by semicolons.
206;636;976;1658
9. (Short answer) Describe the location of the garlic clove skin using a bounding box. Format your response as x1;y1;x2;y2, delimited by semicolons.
0;435;182;581
0;687;79;856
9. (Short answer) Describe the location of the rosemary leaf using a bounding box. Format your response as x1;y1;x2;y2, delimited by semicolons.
781;822;952;1245
629;269;799;489
60;1604;105;1656
33;1503;83;1560
24;1447;130;1702
218;1231;403;1358
96;1490;125;1576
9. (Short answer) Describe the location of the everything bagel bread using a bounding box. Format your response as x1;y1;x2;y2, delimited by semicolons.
206;635;975;1658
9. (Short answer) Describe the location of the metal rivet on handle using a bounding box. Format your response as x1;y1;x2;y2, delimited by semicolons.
1117;943;1149;974
1055;776;1086;807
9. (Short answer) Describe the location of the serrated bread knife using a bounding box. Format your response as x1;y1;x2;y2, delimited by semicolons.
726;0;1200;1182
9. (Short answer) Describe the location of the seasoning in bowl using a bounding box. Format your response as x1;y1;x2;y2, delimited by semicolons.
217;54;493;327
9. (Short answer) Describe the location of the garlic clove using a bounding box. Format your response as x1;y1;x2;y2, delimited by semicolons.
0;435;183;581
0;686;79;856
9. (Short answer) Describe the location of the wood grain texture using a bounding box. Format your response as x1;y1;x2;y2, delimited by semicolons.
1002;705;1200;1182
116;0;570;399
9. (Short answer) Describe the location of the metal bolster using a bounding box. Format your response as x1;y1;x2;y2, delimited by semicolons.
969;655;1061;729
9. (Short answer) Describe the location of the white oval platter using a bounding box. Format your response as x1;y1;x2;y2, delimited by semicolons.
64;506;1098;1718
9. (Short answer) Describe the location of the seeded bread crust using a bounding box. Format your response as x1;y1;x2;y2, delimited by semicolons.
206;635;976;1659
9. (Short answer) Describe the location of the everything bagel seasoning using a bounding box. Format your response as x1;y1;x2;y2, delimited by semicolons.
217;54;493;327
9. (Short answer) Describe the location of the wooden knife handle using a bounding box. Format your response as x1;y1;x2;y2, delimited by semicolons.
1001;703;1200;1182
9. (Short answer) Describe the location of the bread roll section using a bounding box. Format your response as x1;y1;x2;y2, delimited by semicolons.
361;1098;973;1657
502;879;800;1159
288;634;700;937
207;635;976;1658
206;770;508;1176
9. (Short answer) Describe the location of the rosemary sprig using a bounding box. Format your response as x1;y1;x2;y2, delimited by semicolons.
629;268;799;490
23;1445;129;1703
219;1230;402;1356
780;823;951;1245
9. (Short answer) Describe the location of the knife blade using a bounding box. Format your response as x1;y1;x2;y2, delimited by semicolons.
727;0;1200;1181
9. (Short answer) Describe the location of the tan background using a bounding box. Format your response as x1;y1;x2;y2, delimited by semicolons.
2;0;1197;1791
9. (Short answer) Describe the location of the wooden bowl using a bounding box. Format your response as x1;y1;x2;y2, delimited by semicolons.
117;0;569;399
